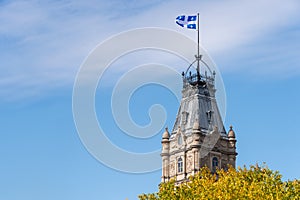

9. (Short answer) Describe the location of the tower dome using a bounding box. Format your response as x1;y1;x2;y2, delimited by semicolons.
228;125;236;138
162;127;170;139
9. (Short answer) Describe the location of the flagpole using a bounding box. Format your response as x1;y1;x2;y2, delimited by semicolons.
197;13;200;79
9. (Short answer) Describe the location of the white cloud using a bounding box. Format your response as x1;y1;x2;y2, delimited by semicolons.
0;0;299;101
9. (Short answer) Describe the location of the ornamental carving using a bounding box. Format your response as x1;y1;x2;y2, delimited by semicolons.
186;156;193;172
170;141;177;149
169;162;175;176
186;136;193;144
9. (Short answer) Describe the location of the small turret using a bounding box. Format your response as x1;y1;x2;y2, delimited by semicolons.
162;127;170;140
161;127;170;153
227;125;237;168
161;127;170;183
228;125;237;150
228;125;236;138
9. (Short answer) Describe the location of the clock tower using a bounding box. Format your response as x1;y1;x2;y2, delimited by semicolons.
161;58;237;184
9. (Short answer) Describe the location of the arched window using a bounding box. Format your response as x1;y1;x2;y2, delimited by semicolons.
177;157;183;173
212;157;218;173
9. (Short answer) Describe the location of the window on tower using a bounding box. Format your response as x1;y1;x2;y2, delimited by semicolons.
178;135;182;145
177;157;183;173
212;157;218;173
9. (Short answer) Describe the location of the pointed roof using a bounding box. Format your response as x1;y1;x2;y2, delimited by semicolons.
162;127;170;139
171;68;226;136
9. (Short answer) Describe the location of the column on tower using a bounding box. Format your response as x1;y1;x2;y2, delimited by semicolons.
161;127;170;183
228;125;237;168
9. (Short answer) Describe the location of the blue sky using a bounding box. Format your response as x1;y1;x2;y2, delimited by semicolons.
1;0;300;199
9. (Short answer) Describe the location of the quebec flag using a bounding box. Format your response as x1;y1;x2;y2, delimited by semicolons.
176;15;197;29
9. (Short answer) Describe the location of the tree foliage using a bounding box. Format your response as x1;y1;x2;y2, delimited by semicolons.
139;165;300;200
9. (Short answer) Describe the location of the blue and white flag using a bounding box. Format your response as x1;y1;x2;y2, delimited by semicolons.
176;15;197;29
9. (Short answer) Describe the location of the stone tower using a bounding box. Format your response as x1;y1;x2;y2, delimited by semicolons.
161;60;237;184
